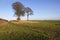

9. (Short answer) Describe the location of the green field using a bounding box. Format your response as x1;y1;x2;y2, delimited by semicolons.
0;20;60;40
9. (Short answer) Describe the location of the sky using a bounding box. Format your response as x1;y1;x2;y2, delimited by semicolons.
0;0;60;20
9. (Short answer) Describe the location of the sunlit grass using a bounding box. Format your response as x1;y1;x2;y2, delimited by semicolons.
0;20;60;40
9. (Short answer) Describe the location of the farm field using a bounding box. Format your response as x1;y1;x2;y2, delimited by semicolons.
0;20;60;40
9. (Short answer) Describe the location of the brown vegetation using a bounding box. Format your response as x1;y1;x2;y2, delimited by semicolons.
0;18;8;26
10;20;39;24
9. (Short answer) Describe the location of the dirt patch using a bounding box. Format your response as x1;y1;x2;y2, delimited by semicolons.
0;18;8;26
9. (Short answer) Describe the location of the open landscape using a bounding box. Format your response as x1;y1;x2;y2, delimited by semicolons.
0;19;60;40
0;0;60;40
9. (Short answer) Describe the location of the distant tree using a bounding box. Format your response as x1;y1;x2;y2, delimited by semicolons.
12;2;25;20
25;7;33;21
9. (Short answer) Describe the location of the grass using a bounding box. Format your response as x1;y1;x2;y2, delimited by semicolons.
0;20;60;40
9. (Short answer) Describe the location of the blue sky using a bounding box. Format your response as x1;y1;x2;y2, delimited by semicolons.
0;0;60;20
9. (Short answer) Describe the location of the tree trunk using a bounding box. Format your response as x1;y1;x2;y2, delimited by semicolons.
17;17;21;20
27;15;29;21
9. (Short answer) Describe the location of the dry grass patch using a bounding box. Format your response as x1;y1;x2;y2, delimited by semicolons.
0;18;8;26
10;20;39;24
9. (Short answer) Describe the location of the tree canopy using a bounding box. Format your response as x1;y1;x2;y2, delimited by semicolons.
25;7;33;21
12;2;25;20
